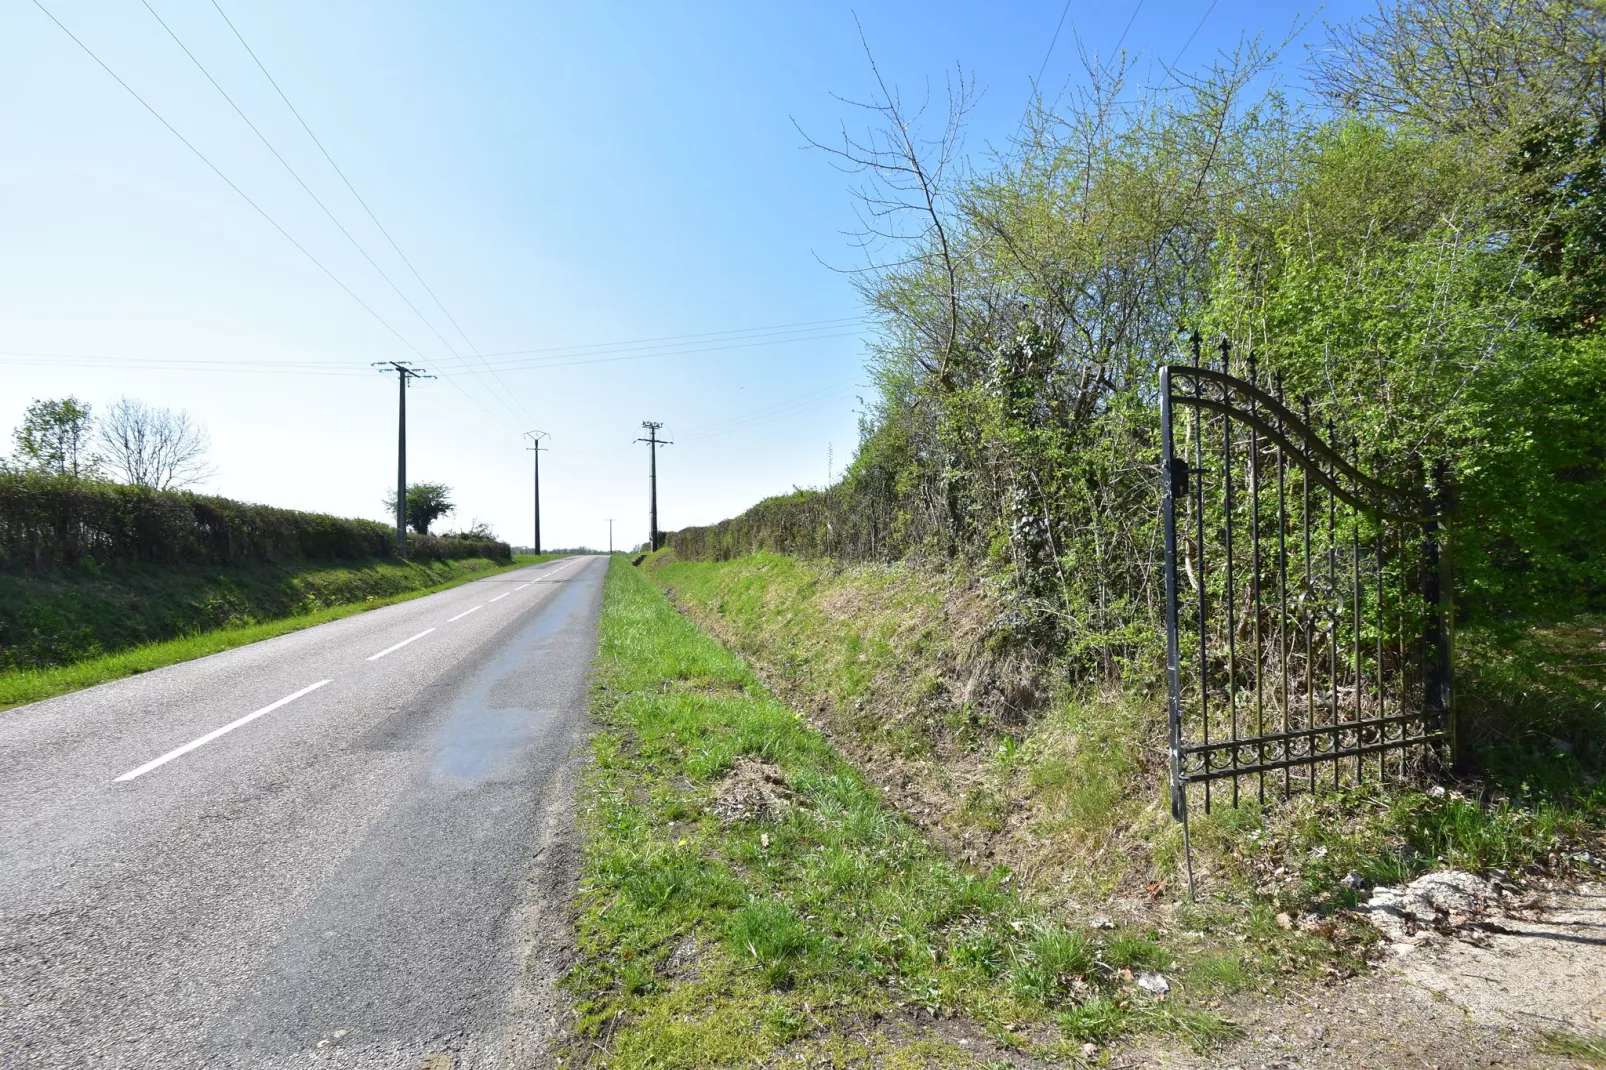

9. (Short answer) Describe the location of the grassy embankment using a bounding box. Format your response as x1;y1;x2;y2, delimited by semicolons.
0;552;566;711
565;558;1383;1068
650;552;1606;899
573;551;1606;1061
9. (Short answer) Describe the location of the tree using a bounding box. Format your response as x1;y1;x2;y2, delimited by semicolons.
1312;0;1606;331
98;397;214;490
13;397;99;478
383;482;454;535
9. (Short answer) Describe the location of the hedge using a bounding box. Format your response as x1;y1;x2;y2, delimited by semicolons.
0;474;509;569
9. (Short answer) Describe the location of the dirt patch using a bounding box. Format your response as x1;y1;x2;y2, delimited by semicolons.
1387;882;1606;1037
709;757;795;822
1360;869;1538;947
1128;880;1606;1069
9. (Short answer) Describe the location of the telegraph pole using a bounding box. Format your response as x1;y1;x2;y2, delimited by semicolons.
634;421;670;550
605;518;615;554
524;430;548;554
374;361;433;557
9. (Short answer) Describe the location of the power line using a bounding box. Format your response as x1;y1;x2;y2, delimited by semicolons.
473;330;867;373
679;381;857;440
206;0;535;429
1113;0;1145;56
1033;0;1076;91
467;316;870;362
1171;0;1219;68
139;0;528;432
28;0;513;432
0;329;867;379
28;1;435;370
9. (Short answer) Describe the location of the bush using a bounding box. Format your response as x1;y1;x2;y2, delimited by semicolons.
408;533;511;562
0;472;509;569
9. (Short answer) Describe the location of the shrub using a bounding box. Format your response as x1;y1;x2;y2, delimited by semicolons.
0;472;508;569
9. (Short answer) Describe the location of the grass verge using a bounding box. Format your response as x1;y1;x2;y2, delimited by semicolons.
0;553;566;711
563;559;1308;1068
649;554;1606;912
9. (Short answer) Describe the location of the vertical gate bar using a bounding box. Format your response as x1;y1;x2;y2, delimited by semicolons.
1276;372;1291;798
1397;526;1408;779
1351;436;1363;786
1220;338;1239;806
1327;418;1340;790
1192;334;1210;813
1248;352;1265;804
1303;396;1315;795
1377;513;1388;782
1160;366;1192;896
1424;464;1450;764
1440;465;1456;766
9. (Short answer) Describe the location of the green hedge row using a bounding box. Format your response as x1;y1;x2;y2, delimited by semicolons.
0;474;508;569
667;486;895;563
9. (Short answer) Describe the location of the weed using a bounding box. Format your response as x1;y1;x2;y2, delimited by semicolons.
1008;924;1094;1004
1104;931;1169;971
726;899;812;988
1540;1030;1606;1067
1059;993;1127;1042
1187;951;1250;991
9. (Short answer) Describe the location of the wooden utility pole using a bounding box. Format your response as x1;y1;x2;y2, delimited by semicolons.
524;430;548;553
374;361;433;557
635;422;670;550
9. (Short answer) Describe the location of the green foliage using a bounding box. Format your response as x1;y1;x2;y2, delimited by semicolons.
12;397;99;479
670;3;1606;678
383;481;455;535
0;471;508;571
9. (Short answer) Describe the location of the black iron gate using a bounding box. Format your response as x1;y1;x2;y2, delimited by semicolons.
1160;337;1454;894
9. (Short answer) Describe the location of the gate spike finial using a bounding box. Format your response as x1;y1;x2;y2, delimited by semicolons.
1218;335;1232;373
1190;330;1203;366
1246;350;1259;386
1274;369;1284;403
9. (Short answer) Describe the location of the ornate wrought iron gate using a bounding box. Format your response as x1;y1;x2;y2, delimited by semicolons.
1160;337;1454;895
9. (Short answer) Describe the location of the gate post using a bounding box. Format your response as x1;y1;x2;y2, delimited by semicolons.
1423;464;1456;764
1159;367;1195;898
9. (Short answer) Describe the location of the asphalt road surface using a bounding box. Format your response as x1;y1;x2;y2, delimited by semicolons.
0;555;606;1068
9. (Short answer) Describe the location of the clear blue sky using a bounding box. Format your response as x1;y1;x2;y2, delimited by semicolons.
0;0;1367;550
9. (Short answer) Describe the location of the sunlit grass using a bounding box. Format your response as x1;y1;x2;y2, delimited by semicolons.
564;559;1244;1066
0;553;563;710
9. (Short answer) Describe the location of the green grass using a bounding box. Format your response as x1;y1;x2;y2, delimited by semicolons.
0;553;566;711
657;554;1606;915
564;559;1246;1067
1541;1031;1606;1067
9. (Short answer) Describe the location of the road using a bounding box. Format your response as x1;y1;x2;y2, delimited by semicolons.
0;555;606;1068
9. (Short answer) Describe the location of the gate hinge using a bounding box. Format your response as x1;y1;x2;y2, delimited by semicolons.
1166;458;1190;498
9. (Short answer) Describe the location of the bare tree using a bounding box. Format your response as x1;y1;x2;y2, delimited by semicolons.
99;398;214;491
796;20;975;389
